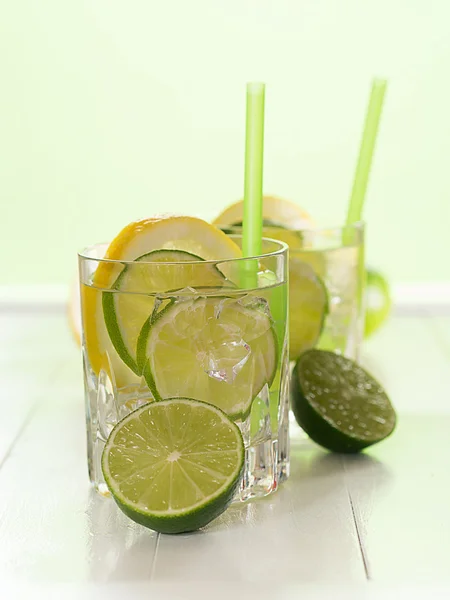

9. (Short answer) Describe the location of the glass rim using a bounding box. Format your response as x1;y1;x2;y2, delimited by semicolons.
217;220;365;235
78;235;288;266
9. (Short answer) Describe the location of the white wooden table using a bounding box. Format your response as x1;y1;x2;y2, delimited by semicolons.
1;306;450;599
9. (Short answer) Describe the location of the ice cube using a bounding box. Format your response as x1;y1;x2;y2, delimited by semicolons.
96;362;118;441
198;337;252;384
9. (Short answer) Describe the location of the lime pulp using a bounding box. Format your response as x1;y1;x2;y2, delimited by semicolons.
102;398;245;534
137;294;278;420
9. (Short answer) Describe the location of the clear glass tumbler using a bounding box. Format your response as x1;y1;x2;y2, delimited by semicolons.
289;222;365;361
221;222;365;362
78;236;289;501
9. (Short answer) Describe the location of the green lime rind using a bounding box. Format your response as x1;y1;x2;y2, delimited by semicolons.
291;349;396;453
136;298;174;375
137;294;278;421
103;291;140;374
102;398;245;534
103;249;227;376
289;259;329;361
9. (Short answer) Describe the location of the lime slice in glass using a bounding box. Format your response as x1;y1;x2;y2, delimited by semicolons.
102;398;245;533
289;258;329;361
137;295;278;420
103;249;227;375
291;349;396;453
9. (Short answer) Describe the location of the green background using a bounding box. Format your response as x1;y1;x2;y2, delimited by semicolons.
1;1;449;285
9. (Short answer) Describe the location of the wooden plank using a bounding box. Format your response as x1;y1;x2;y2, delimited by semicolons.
5;581;450;600
362;316;450;415
351;316;450;582
0;314;75;462
342;415;450;583
427;316;450;359
0;353;159;582
0;313;159;581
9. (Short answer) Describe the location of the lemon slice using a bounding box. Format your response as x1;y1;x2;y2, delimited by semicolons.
82;216;242;388
137;294;278;420
213;195;314;230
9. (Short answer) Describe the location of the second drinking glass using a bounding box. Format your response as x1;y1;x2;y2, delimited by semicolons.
220;222;366;362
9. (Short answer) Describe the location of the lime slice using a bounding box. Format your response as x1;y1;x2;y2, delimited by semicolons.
291;349;396;453
103;250;227;375
289;258;329;361
102;398;245;533
137;295;278;420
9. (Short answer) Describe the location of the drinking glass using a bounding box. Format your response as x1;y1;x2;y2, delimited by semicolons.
78;236;289;501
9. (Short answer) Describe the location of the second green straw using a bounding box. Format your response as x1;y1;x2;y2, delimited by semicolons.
346;78;387;225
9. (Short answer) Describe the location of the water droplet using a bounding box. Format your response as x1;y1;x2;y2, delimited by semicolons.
373;415;386;424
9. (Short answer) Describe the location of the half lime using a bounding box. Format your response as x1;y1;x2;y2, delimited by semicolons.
291;349;396;453
102;398;245;533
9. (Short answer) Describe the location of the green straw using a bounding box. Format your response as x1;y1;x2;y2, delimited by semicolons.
346;78;387;225
241;82;265;287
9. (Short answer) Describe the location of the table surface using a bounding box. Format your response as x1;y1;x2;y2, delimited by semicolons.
1;307;450;599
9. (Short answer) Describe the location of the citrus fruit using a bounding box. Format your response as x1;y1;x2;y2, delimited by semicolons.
137;294;278;420
102;249;227;375
291;349;396;453
82;216;241;387
289;258;329;360
212;195;314;230
102;398;245;534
